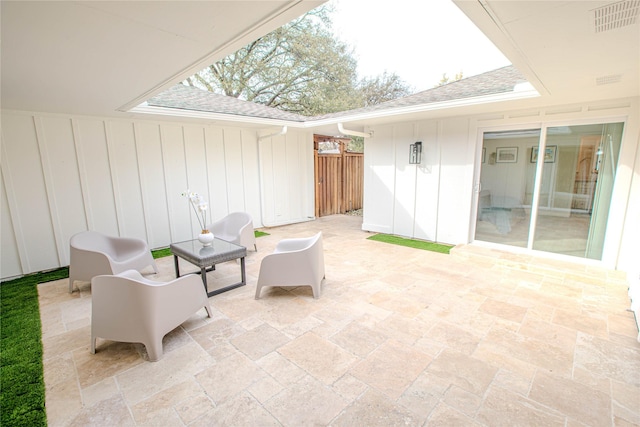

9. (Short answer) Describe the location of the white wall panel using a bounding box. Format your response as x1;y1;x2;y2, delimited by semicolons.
1;173;22;278
106;121;146;240
393;123;418;238
362;126;395;233
204;126;229;220
270;134;289;225
258;138;276;225
240;131;262;227
38;116;87;265
284;133;301;219
1;114;59;273
413;121;440;241
222;128;246;214
436;118;472;244
299;132;315;221
184;126;210;234
257;129;314;227
75;118;118;235
134;122;171;248
160;124;191;243
604;107;640;268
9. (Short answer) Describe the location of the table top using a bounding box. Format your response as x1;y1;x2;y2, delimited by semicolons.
170;238;246;267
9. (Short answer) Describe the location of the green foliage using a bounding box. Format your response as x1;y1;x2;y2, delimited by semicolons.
184;5;411;115
367;234;453;254
358;72;413;106
255;230;270;238
437;71;464;87
347;136;364;153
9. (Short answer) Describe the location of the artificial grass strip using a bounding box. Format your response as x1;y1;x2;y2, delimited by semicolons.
367;233;454;254
255;230;269;238
0;269;68;427
151;247;172;259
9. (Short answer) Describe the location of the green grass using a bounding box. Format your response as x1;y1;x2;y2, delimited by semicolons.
151;247;172;259
0;269;69;427
367;233;454;254
1;236;269;425
0;249;171;427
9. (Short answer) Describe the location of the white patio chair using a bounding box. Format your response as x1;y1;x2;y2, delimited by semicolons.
91;270;212;362
208;212;257;251
255;232;325;299
68;230;158;293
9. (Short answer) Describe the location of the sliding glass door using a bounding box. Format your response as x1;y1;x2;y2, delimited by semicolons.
475;129;540;248
475;122;623;260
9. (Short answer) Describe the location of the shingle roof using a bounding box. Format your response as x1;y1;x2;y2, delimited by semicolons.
147;65;527;121
147;85;308;122
312;65;528;120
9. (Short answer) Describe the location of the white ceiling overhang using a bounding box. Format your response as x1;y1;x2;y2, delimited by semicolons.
131;0;640;134
453;0;640;104
2;1;638;125
1;1;324;116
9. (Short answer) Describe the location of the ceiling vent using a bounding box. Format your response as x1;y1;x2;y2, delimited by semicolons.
596;74;623;85
594;0;640;32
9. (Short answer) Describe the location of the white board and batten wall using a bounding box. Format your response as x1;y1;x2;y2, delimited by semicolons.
362;98;640;276
0;111;315;280
363;117;476;246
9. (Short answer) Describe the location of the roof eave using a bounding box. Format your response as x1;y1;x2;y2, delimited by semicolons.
304;84;540;127
129;103;307;127
130;85;540;129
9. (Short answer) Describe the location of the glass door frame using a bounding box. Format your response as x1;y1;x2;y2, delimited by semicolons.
470;116;628;265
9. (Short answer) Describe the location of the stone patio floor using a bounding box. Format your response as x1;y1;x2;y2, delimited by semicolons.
39;214;640;426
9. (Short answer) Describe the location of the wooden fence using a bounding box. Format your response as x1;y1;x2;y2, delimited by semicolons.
314;135;363;217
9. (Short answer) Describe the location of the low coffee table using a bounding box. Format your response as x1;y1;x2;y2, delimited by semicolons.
170;238;247;297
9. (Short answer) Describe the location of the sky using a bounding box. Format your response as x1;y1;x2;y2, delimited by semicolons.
328;0;511;92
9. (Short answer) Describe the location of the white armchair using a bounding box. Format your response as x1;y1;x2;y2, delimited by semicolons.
91;270;212;362
209;212;257;251
69;230;158;293
255;232;325;299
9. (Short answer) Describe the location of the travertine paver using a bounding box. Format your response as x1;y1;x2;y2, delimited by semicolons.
38;214;640;426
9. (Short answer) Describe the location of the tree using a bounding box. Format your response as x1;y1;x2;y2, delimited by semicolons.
185;6;359;115
436;71;464;86
359;72;413;107
184;5;411;116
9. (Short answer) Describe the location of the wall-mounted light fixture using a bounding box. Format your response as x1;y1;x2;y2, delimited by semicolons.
410;141;422;164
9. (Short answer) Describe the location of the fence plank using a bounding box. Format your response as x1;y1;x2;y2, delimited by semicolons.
315;147;363;216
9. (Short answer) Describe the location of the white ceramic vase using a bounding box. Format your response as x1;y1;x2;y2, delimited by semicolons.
198;230;214;246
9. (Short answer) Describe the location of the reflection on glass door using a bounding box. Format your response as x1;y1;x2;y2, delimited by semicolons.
475;129;540;248
475;122;623;260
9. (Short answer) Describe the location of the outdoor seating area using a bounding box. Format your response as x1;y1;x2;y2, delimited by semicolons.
39;215;639;426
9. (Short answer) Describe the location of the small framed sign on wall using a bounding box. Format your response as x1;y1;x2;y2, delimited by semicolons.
496;147;518;163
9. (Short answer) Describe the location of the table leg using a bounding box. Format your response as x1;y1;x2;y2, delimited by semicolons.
205;257;246;297
174;255;180;278
240;257;246;285
201;266;209;294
